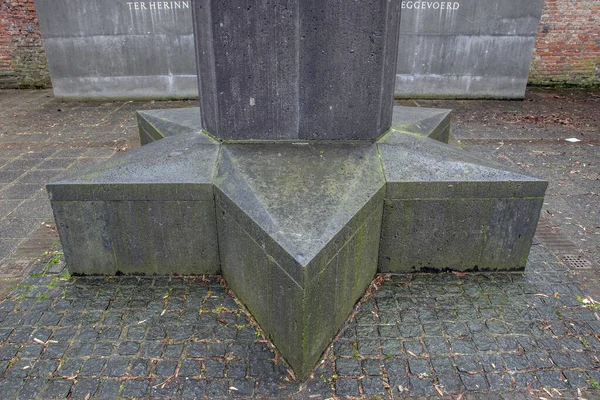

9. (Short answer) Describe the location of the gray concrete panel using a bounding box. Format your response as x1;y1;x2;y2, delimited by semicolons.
395;0;544;98
398;0;544;36
49;76;198;101
395;74;530;99
212;141;385;378
35;0;194;38
396;35;537;80
36;0;543;99
35;0;197;99
41;35;196;79
48;133;219;201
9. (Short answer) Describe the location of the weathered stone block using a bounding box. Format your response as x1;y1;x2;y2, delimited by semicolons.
51;199;219;275
47;133;221;275
47;105;548;380
390;106;452;143
214;143;385;379
137;108;204;145
377;132;547;272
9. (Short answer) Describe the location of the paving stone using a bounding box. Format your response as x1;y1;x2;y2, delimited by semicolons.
228;344;250;360
382;339;403;356
430;357;454;375
362;358;383;376
206;359;226;378
480;355;506;373
358;339;381;356
207;380;230;398
93;343;114;357
450;339;478;354
182;379;207;398
70;378;100;398
150;377;182;397
30;359;58;377
129;359;151;377
512;372;538;389
398;323;423;338
5;360;33;378
408;358;431;376
118;341;140;356
121;379;149;398
404;340;426;357
104;358;129;377
362;376;385;395
410;376;436;395
154;359;178;377
0;343;20;360
142;341;164;358
333;341;354;357
18;378;48;399
536;370;569;389
453;356;481;373
9;327;34;343
335;378;360;396
207;343;228;358
58;358;84;376
178;359;201;378
437;373;462;393
423;337;450;358
503;354;532;371
97;380;123;400
42;379;72;398
525;352;554;369
336;358;361;376
461;373;489;391
0;378;22;399
486;373;513;391
80;358;106;376
230;379;255;398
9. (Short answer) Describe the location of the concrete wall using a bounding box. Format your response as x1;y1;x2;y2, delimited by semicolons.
35;0;546;99
395;0;545;98
34;0;197;99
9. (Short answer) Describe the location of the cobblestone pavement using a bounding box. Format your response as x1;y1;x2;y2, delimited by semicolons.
0;87;599;398
0;90;196;296
0;244;599;399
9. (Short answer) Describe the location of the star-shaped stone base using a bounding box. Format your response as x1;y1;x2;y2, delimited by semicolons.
47;106;546;379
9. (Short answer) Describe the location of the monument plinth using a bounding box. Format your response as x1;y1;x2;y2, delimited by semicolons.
47;0;547;380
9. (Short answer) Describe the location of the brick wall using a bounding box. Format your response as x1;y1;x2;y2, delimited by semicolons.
0;0;50;89
530;0;599;86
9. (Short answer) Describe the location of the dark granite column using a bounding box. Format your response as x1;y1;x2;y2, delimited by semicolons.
192;0;402;141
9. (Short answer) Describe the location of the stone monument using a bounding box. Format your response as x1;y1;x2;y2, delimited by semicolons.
47;0;547;380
